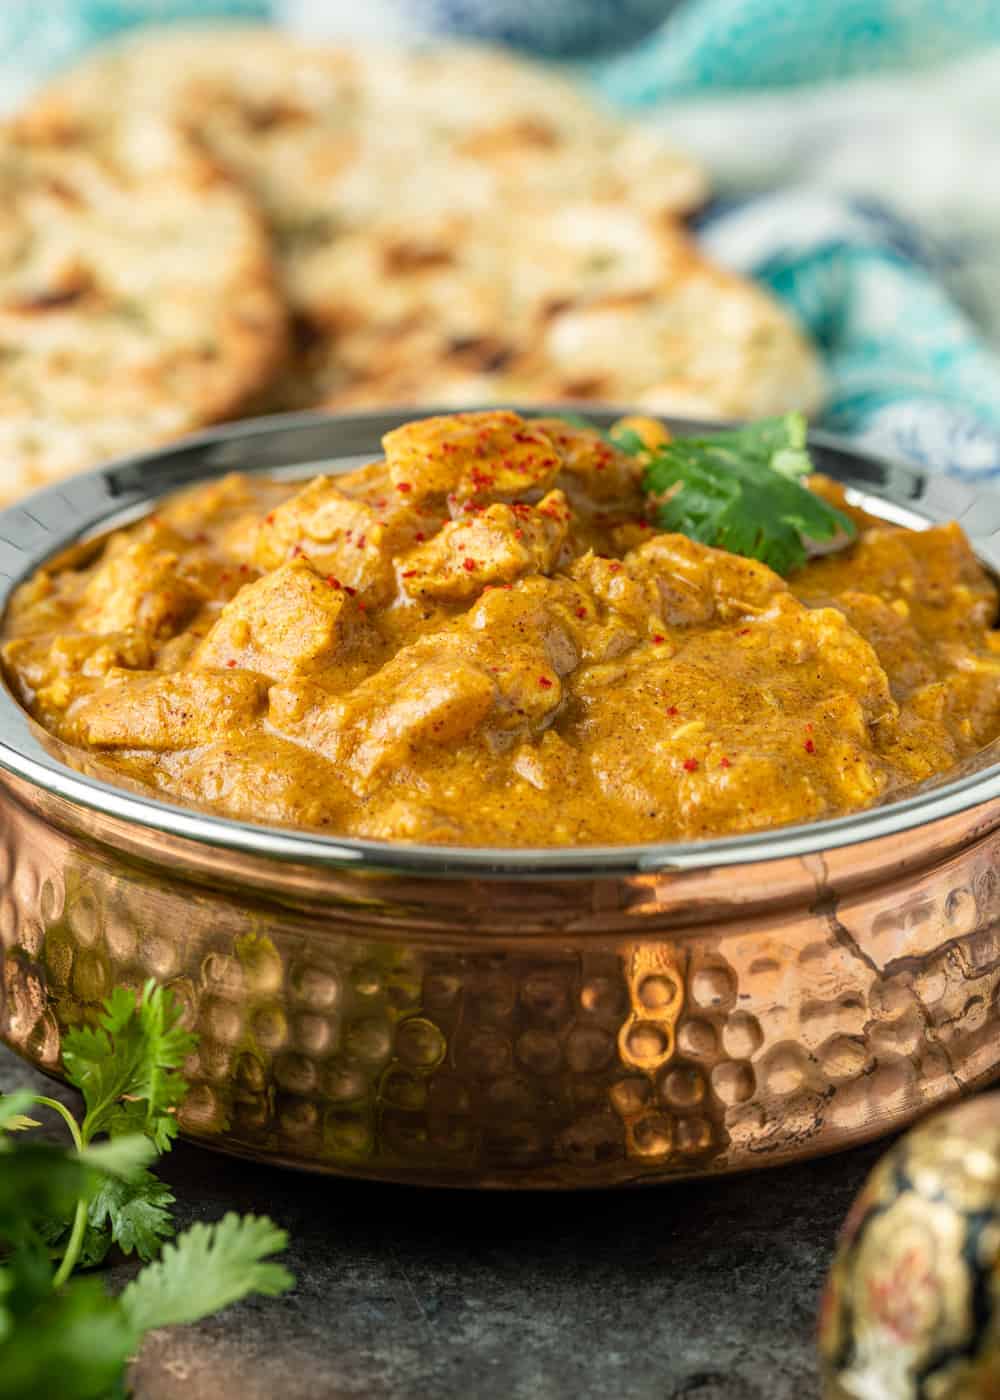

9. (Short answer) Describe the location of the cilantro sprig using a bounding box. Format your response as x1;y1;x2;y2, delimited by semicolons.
0;980;293;1400
613;412;856;575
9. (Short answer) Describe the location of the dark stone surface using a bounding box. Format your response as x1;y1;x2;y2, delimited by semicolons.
1;1045;881;1399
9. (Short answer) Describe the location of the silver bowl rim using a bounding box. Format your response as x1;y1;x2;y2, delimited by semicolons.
0;403;999;880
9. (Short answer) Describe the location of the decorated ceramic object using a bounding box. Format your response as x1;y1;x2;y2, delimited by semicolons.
820;1094;1000;1398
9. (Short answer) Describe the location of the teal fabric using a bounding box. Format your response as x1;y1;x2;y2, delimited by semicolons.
589;0;1000;100
694;194;1000;477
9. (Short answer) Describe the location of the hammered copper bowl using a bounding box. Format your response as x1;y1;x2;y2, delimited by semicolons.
3;408;1000;1189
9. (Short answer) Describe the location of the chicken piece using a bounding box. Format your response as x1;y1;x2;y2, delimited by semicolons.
67;669;266;750
270;575;583;788
270;648;497;787
78;521;207;640
532;417;644;508
381;409;560;513
399;490;570;601
569;552;663;641
511;729;584;793
170;732;353;829
622;532;787;627
191;558;375;682
575;598;897;838
818;590;939;700
1;630;151;722
3;629;149;695
791;523;998;636
254;474;415;604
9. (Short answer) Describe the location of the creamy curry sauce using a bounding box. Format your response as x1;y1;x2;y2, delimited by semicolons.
4;410;999;846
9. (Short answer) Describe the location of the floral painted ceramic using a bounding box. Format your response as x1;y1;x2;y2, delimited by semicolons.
819;1095;1000;1399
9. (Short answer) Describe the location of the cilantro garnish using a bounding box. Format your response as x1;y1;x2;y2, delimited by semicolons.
606;412;855;575
0;980;293;1400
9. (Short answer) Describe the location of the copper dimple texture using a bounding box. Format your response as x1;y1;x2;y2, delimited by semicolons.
2;772;1000;1187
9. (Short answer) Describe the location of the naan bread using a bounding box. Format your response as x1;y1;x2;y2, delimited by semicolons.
307;203;825;419
22;28;821;442
0;110;286;499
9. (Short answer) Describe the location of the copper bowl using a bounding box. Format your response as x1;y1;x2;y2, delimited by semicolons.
2;408;1000;1189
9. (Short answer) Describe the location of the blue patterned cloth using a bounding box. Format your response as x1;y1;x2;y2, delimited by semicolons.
590;0;1000;97
2;0;1000;477
693;192;1000;479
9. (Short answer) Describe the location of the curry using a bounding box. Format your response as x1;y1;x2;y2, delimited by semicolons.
3;410;999;846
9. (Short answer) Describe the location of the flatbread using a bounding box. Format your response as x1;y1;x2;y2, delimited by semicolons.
0;108;286;499
23;28;822;433
305;202;825;419
31;31;792;409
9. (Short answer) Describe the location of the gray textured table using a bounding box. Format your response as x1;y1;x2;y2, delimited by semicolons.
2;1044;880;1400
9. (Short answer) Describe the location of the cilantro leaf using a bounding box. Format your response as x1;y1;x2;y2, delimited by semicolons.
35;1212;115;1272
0;1145;96;1245
628;413;855;576
0;1092;41;1134
0;982;294;1400
62;980;196;1151
87;1172;176;1263
121;1213;293;1334
79;1134;158;1182
0;1256;135;1400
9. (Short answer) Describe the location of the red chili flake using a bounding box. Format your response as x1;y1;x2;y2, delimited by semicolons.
355;536;366;549
667;705;679;717
652;634;666;645
376;498;387;508
239;563;249;574
326;576;342;589
683;758;699;773
805;738;816;754
265;513;275;525
414;531;425;542
538;676;554;689
575;607;588;619
219;571;231;582
344;585;357;597
357;601;367;612
462;558;477;572
402;569;418;578
805;721;814;732
720;756;731;769
226;659;237;668
396;482;412;493
291;543;304;557
739;628;751;636
514;528;524;540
